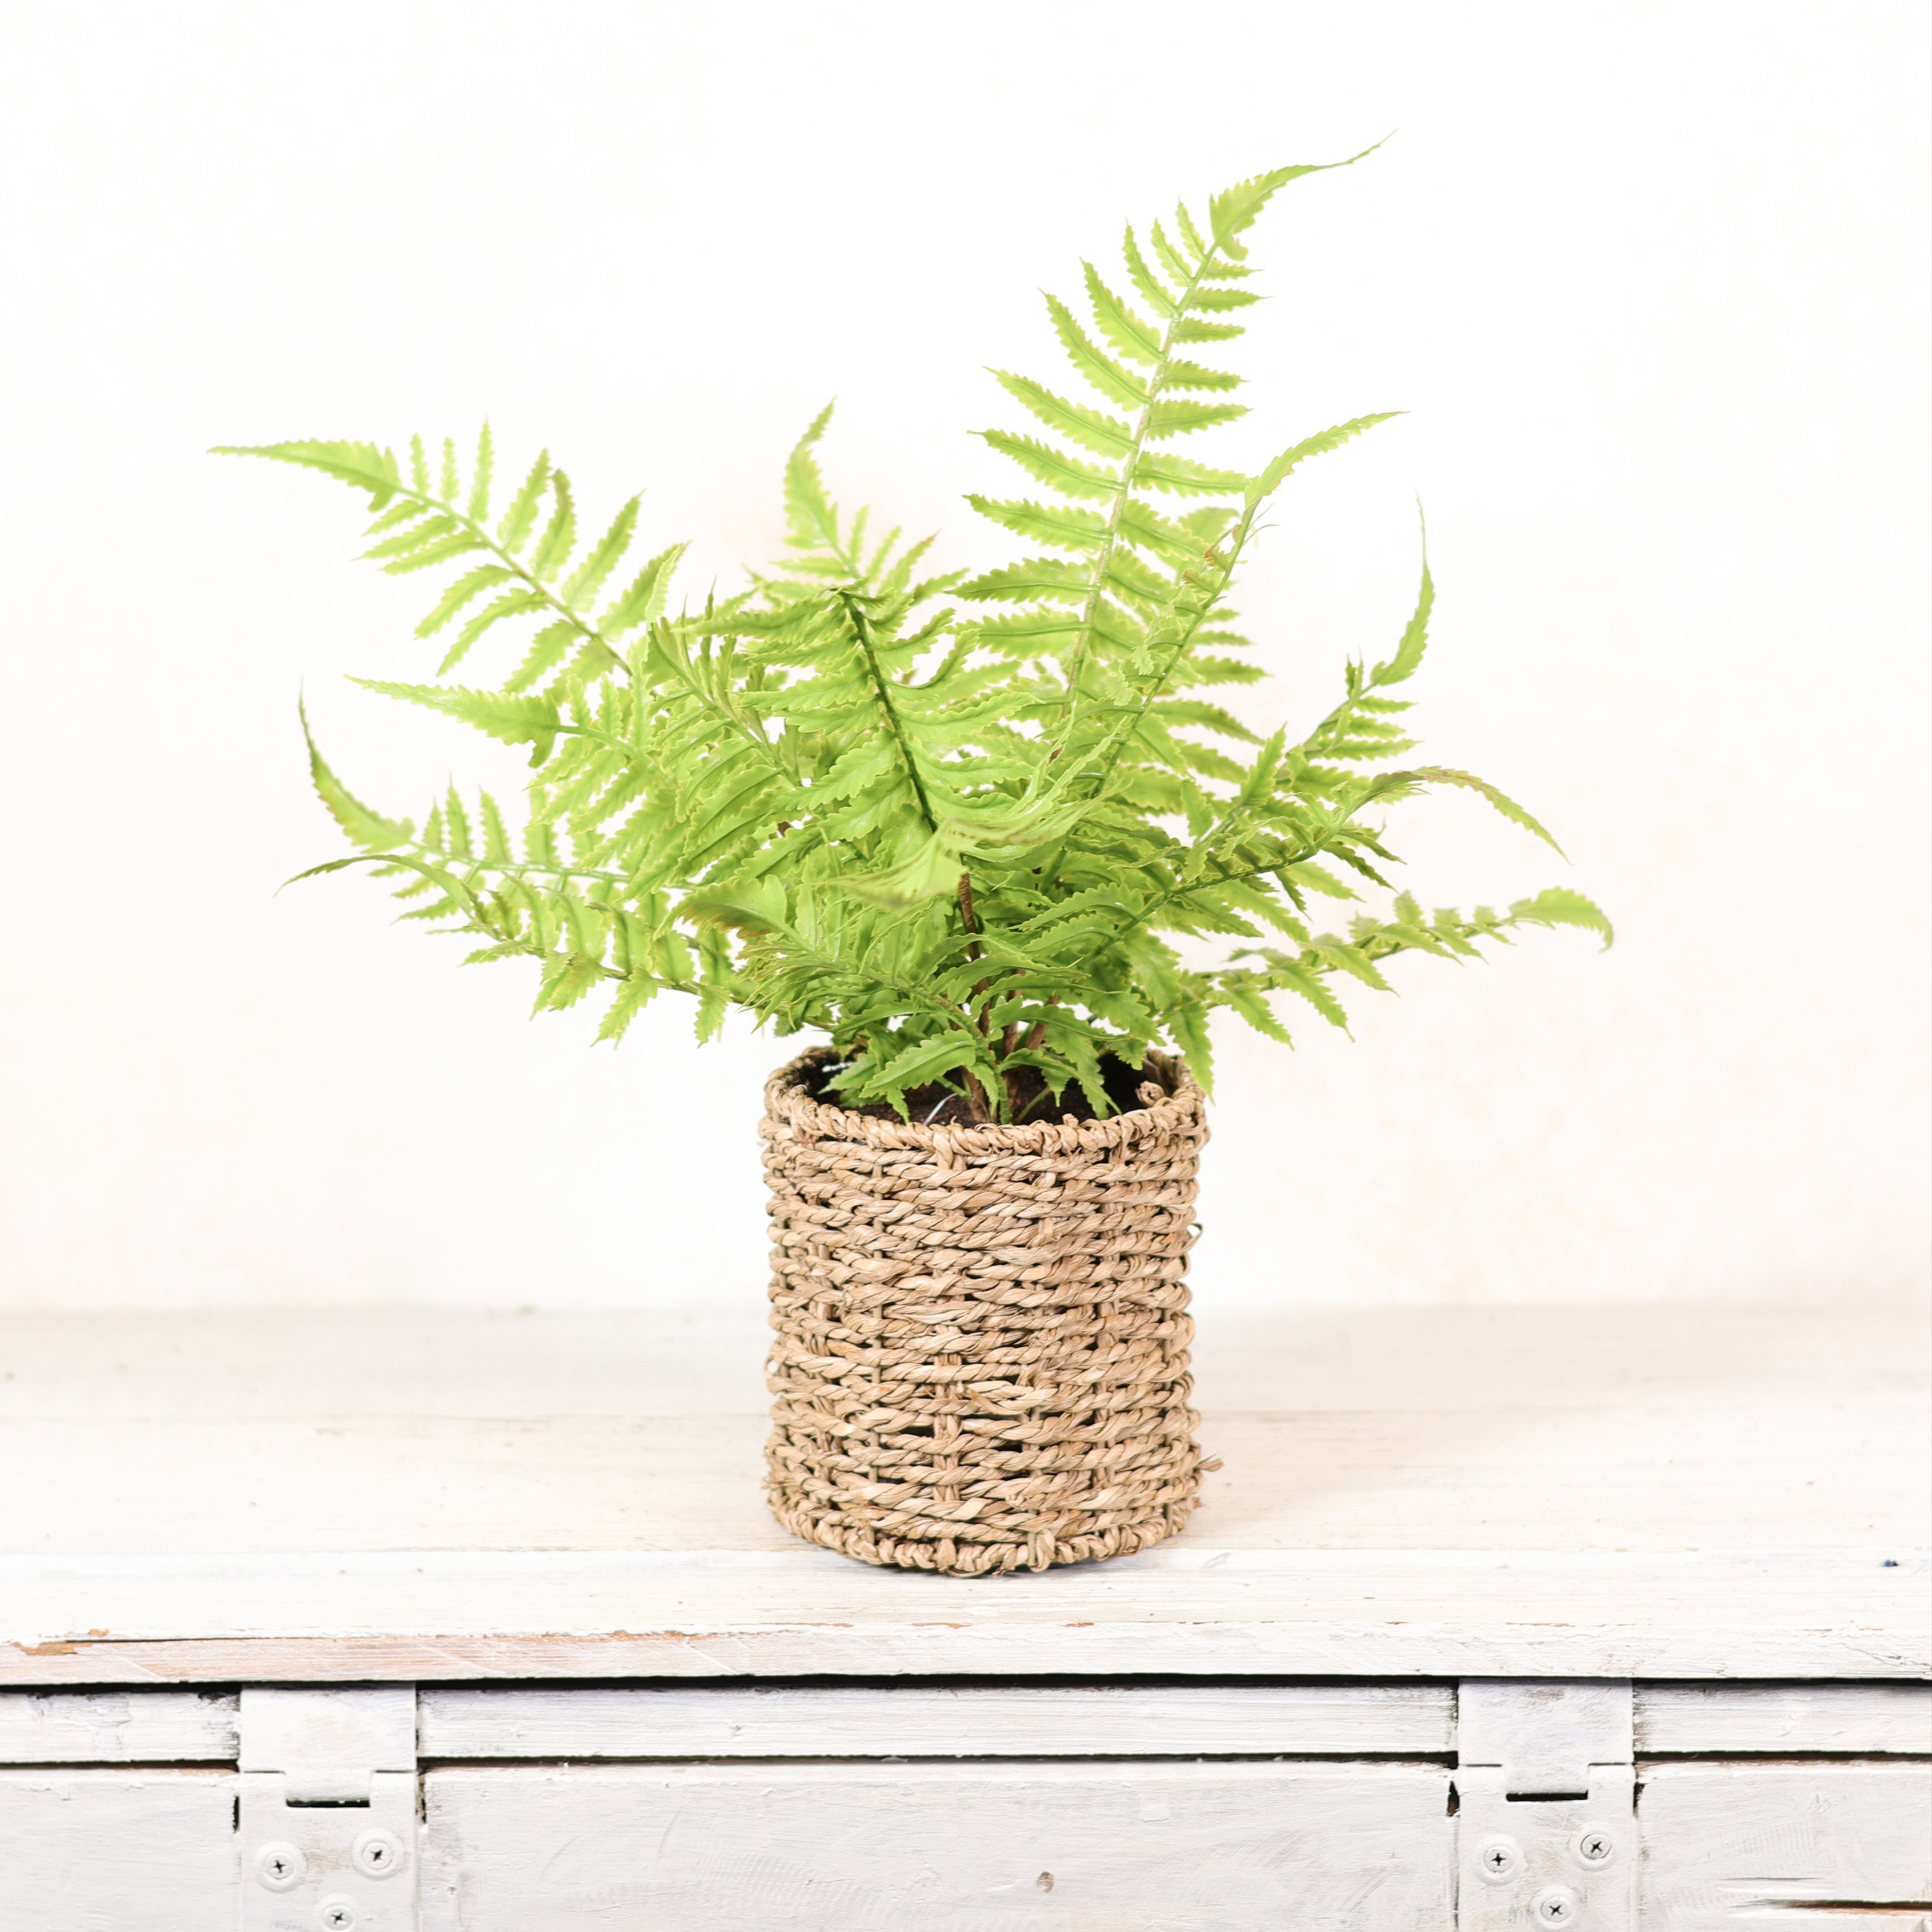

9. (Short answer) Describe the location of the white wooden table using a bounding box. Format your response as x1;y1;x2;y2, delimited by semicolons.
1;1304;1926;1929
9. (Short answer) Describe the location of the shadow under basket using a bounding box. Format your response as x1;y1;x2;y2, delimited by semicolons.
759;1046;1212;1575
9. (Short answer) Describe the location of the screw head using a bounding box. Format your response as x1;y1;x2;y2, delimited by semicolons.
1574;1821;1616;1865
254;1840;307;1891
315;1898;357;1932
1474;1834;1524;1883
353;1827;405;1878
1532;1885;1582;1926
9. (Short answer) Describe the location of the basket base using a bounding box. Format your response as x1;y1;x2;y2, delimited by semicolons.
767;1488;1202;1576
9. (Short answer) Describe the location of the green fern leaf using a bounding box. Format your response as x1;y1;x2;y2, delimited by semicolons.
783;403;843;556
362;514;457;562
1246;413;1402;507
562;496;638;609
299;702;410;850
243;154;1602;1117
1166;999;1214;1092
957;557;1090;603
1509;887;1615;948
527;472;577;581
442;785;473;859
1044;296;1148;408
1222;979;1293;1044
855;1031;988;1114
213;440;402;507
989;373;1134;458
416;565;515;639
1266;957;1352;1028
466;423;493;522
351;678;559;757
1187;286;1263;312
1210;150;1370;260
1411;765;1563;852
506;620;578;694
478;791;512;862
438;590;547;675
596;970;660;1042
1116;499;1204;564
378;531;488;577
1081;264;1161;364
967;496;1109;551
1170;315;1245;344
497;452;552;553
603;543;686;635
978;430;1120;502
535;951;605;1013
1149;220;1195;289
1306;936;1394;992
1128;452;1252;498
1121;227;1177;316
1371;537;1433;687
1159;358;1243;393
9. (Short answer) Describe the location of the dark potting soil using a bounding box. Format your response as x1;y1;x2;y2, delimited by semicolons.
810;1053;1158;1128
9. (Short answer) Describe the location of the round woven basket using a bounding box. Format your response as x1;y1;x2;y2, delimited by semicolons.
760;1045;1211;1575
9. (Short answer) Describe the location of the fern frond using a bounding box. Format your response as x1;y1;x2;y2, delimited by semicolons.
299;701;411;850
1044;296;1149;408
243;150;1601;1120
497;453;552;553
979;431;1120;502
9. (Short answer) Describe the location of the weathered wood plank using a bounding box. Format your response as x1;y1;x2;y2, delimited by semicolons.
1;1544;1920;1684
1638;1762;1932;1927
1637;1682;1932;1755
0;1619;1921;1687
417;1683;1454;1760
418;1761;1454;1931
0;1770;237;1930
0;1306;1919;1685
0;1690;236;1763
2;1402;1920;1558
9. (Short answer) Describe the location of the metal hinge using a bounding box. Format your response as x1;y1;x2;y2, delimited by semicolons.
238;1687;419;1932
1455;1680;1636;1930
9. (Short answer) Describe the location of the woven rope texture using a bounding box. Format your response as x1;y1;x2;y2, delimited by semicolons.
761;1047;1210;1575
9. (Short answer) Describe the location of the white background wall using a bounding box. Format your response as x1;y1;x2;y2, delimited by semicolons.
0;1;1924;1314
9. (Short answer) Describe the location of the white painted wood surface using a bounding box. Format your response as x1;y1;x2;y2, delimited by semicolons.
1637;1762;1932;1927
418;1761;1455;1930
4;1548;1920;1684
1;1688;1927;1923
0;1690;236;1762
0;1305;1922;1683
1636;1682;1932;1756
0;1770;236;1931
417;1683;1455;1760
5;1683;1924;1766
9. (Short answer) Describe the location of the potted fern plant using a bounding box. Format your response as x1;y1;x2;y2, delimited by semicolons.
222;153;1608;1578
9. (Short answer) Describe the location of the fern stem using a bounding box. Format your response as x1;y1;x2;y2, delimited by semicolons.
386;478;621;673
1031;524;1248;892
1055;241;1233;740
839;591;938;832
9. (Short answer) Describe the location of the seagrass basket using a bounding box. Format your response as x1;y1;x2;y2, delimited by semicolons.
760;1045;1212;1575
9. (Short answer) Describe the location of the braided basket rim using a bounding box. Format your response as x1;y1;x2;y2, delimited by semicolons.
762;1043;1207;1154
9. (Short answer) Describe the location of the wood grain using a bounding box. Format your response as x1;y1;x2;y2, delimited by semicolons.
0;1770;237;1931
417;1683;1456;1760
0;1690;236;1763
0;1306;1920;1685
418;1761;1455;1931
0;1555;1921;1684
1637;1682;1932;1756
1638;1762;1932;1927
